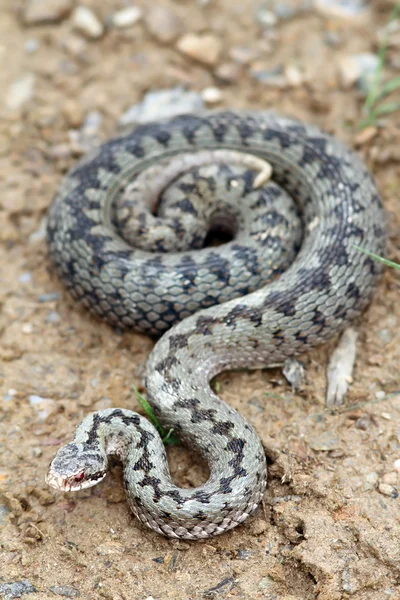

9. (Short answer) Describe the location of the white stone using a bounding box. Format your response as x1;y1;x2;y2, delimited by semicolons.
23;0;73;24
314;0;369;19
5;73;35;110
111;6;142;29
72;6;104;39
176;33;222;66
202;86;223;105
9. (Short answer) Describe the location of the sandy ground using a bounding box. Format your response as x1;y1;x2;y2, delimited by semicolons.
1;0;400;598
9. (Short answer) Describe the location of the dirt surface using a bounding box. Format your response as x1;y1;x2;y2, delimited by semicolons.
1;0;400;598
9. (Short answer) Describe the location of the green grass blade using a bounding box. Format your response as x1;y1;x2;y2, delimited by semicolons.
354;245;400;270
132;385;180;445
373;101;400;117
376;75;400;100
360;2;400;127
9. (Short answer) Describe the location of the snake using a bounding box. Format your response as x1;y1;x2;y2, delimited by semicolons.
45;111;385;540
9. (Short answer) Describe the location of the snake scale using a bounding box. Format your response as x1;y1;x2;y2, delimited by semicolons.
45;111;385;539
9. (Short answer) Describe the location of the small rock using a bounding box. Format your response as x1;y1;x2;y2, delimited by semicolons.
382;472;398;486
250;63;287;87
144;5;183;43
118;87;204;127
378;483;397;497
394;459;400;474
338;53;379;91
176;33;222;66
96;542;124;555
285;64;304;86
283;358;305;390
363;471;378;491
61;33;88;56
250;517;267;535
5;73;35;110
255;7;278;27
29;216;47;243
72;6;104;39
69;110;103;153
111;6;142;29
63;100;84;128
0;580;37;598
22;323;33;334
45;311;61;323
315;0;369;19
49;585;80;597
323;30;342;46
309;433;341;451
29;394;57;421
229;45;260;65
215;62;241;83
19;272;32;284
202;86;223;105
275;2;305;20
23;0;73;25
354;414;372;430
354;125;378;146
24;39;40;53
38;292;61;302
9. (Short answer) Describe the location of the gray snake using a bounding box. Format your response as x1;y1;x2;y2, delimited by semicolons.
45;111;385;539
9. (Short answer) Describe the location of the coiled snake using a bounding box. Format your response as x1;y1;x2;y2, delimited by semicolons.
45;112;385;539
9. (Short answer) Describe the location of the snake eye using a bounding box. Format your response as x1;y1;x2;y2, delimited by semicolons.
74;472;85;482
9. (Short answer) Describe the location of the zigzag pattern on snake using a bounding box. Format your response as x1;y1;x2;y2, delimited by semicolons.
45;111;385;539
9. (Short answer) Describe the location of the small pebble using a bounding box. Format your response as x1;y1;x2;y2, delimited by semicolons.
215;62;241;83
5;73;35;110
29;395;57;421
22;323;33;334
29;216;47;243
144;5;183;43
275;2;304;20
309;433;341;451
315;0;369;19
19;272;32;283
72;6;104;39
375;390;386;400
382;472;398;486
364;471;378;491
111;6;142;29
283;358;305;390
393;459;400;474
24;39;40;53
38;292;61;303
176;33;222;66
338;53;379;91
62;33;88;56
229;45;259;65
354;126;377;146
378;483;396;497
202;86;223;105
49;584;80;597
23;0;73;25
285;65;304;87
255;8;278;27
118;87;204;127
250;63;286;87
63;100;84;128
45;311;61;323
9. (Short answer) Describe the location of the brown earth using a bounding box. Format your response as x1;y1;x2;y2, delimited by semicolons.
1;1;400;599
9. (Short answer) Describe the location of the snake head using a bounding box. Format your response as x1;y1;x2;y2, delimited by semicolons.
45;442;108;492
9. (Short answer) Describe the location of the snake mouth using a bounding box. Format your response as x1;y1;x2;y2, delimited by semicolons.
45;469;105;492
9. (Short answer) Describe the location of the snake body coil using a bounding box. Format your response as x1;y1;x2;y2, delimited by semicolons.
46;112;385;539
